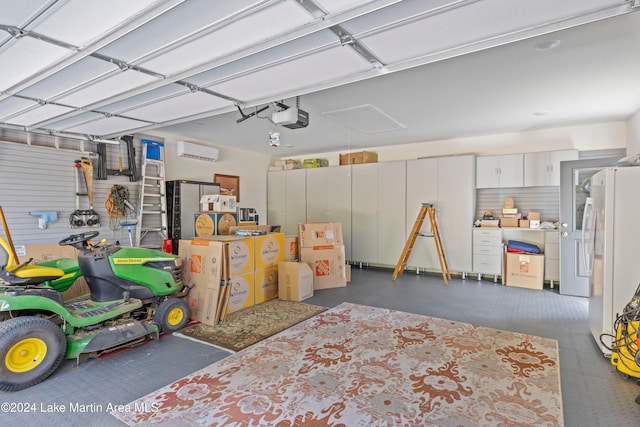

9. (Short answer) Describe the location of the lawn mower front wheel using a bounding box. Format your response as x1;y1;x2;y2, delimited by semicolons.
155;298;190;333
0;316;66;391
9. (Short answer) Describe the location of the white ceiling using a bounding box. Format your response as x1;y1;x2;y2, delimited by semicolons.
1;0;639;156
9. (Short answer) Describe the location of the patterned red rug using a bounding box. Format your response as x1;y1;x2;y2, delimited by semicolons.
112;303;563;426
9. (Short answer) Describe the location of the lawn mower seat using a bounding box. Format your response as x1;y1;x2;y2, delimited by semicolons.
0;238;65;285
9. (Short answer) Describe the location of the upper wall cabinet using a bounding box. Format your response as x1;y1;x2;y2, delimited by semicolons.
523;150;578;187
476;154;524;188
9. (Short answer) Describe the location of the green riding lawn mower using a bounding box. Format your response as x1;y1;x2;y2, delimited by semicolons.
0;226;191;391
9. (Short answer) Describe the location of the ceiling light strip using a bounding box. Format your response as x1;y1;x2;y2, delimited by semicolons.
31;0;403;129
0;0;188;101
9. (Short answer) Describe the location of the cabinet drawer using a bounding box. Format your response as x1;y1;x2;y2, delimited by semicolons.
473;245;503;256
474;236;503;246
545;243;559;260
473;228;502;238
473;254;502;275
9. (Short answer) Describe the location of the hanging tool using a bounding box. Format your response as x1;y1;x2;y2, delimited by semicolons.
70;158;100;228
392;203;451;284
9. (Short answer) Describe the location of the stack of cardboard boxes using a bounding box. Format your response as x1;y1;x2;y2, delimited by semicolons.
194;195;238;236
298;222;347;290
179;231;285;325
499;198;542;229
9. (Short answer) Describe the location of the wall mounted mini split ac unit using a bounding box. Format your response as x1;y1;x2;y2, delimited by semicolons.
176;140;219;162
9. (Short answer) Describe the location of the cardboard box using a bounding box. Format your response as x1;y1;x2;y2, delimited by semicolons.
179;239;225;324
254;233;285;269
229;224;281;235
339;151;378;165
503;197;515;209
17;243;89;300
200;195;237;212
194;212;238;236
505;252;544;290
226;272;255;314
529;220;541;229
528;212;541;221
298;222;344;248
255;266;279;303
303;158;329;168
278;262;313;302
519;219;530;228
502;208;518;214
300;245;347;290
346;263;351;283
500;217;519;228
284;235;299;261
480;219;500;227
196;236;254;275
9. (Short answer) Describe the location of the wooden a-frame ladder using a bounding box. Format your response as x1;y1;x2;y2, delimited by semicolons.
392;203;451;284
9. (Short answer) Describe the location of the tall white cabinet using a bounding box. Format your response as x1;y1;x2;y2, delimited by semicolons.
267;169;306;235
406;155;475;274
351;161;406;266
305;166;352;259
351;163;378;263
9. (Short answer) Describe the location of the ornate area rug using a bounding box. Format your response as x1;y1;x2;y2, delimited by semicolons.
113;303;563;426
176;299;327;352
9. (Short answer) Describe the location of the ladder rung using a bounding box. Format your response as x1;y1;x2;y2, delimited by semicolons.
142;227;166;232
143;176;165;180
142;211;165;214
142;193;163;197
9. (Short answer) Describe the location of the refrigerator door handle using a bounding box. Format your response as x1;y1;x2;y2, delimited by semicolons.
581;197;594;277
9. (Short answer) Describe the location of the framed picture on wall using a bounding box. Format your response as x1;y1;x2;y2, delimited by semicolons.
214;174;240;201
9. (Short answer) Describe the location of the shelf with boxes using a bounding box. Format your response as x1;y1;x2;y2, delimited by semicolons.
475;196;560;288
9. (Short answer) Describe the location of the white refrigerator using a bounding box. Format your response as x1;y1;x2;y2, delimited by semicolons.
587;166;640;355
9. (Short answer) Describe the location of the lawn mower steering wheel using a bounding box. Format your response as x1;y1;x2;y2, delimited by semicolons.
59;231;100;247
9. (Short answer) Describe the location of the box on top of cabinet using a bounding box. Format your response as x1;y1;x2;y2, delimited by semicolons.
339;151;378;165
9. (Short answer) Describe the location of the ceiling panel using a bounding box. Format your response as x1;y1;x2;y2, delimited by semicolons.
53;70;159;107
97;0;263;63
185;30;339;87
44;111;105;131
321;104;405;133
99;84;188;114
210;46;372;102
122;91;233;122
0;97;37;120
7;104;74;126
361;0;626;64
0;37;71;91
138;1;314;75
314;0;375;13
26;0;157;46
18;57;118;100
61;116;151;135
0;0;53;27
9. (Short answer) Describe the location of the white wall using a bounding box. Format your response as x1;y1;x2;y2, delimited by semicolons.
627;110;640;156
146;131;274;222
283;121;627;165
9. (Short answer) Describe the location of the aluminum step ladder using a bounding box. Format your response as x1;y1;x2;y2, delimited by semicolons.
135;140;167;249
392;203;451;284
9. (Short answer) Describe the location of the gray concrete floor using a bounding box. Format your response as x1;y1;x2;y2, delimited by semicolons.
1;267;639;426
